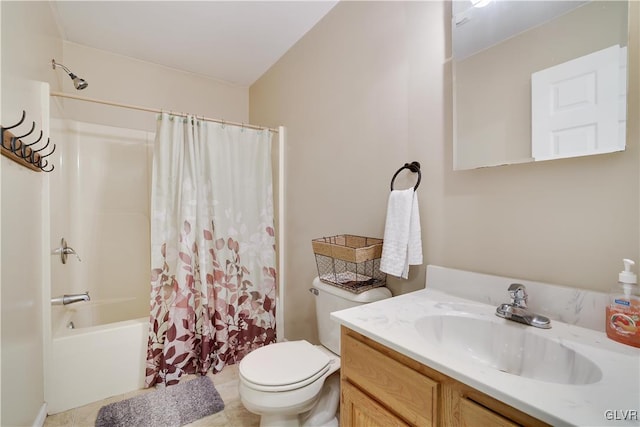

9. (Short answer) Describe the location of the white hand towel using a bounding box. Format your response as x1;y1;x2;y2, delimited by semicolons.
379;189;423;279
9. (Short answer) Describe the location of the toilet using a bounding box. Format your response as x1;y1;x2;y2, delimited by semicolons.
238;277;392;427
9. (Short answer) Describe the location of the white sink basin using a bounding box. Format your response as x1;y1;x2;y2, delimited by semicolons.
415;314;602;385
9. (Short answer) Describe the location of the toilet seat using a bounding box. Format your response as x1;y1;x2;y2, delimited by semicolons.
240;340;332;392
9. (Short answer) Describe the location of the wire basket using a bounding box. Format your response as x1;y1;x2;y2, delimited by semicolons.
312;235;386;294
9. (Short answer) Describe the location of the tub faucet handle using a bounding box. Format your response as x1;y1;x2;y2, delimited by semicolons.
52;238;81;264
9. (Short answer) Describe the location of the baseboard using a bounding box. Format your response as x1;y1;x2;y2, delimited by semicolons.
32;403;47;427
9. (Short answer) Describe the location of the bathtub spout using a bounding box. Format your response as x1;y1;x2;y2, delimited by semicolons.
51;292;90;305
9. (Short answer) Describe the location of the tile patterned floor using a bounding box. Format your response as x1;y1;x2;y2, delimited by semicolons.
43;364;259;427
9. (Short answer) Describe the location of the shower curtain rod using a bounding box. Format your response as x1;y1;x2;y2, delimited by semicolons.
49;91;279;133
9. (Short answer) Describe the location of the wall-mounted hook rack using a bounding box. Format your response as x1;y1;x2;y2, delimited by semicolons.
1;110;56;172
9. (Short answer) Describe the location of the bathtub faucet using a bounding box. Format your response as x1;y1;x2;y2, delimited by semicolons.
51;291;90;305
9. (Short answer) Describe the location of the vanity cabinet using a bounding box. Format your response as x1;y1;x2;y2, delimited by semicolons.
340;327;549;427
342;381;411;427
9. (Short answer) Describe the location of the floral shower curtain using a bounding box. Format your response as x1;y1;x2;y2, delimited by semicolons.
146;114;277;387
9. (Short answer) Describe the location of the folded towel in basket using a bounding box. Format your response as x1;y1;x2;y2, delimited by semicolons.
379;188;423;279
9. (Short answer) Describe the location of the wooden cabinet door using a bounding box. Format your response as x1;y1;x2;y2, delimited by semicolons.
342;333;439;426
341;381;411;427
459;398;519;427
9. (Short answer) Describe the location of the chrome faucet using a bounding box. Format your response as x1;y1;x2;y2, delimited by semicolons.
496;283;551;329
51;291;90;306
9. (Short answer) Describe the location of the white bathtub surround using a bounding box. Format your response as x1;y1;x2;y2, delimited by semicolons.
147;115;277;387
331;265;640;427
48;119;152;324
46;119;154;415
51;297;143;334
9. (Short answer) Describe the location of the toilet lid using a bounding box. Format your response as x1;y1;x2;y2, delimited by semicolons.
240;340;331;391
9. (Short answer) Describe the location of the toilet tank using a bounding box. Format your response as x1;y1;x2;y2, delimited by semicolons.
311;277;392;354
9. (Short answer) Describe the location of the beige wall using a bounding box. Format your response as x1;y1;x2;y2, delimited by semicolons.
250;1;640;344
1;1;62;425
57;42;249;132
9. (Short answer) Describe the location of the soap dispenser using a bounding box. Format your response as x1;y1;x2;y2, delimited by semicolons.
606;259;640;347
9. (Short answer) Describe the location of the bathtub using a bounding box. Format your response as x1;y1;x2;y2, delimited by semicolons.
47;300;148;414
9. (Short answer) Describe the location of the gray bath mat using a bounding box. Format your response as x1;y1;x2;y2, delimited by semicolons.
95;376;224;427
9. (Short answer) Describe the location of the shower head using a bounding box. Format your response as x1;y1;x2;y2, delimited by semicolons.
72;76;88;90
52;59;88;90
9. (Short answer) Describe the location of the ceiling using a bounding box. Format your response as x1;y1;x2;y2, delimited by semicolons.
50;1;338;87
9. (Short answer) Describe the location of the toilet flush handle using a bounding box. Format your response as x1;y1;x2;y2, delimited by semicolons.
309;288;319;296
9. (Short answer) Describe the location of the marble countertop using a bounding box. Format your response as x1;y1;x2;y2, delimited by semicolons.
331;287;640;426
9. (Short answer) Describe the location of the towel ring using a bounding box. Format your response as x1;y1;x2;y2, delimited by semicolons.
390;161;421;191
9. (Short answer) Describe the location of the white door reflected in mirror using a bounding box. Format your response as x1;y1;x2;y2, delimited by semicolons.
531;45;627;161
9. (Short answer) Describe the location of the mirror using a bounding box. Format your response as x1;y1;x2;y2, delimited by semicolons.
452;1;629;170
